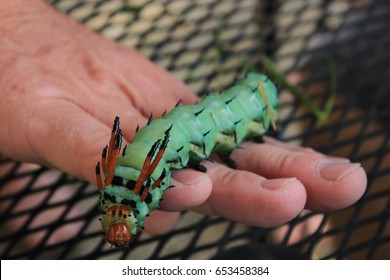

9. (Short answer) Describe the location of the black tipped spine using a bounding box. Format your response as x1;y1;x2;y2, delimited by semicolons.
147;113;153;125
102;145;108;158
112;116;120;132
194;108;205;117
95;162;101;175
203;130;211;137
148;140;161;157
122;144;127;157
115;129;123;149
225;96;236;104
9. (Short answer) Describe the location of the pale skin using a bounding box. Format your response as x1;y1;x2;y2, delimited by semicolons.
0;0;367;236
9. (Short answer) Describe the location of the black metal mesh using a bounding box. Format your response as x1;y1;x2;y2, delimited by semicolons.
1;0;389;259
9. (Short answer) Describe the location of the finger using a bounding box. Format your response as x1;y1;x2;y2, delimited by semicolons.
22;98;145;184
106;47;199;116
143;210;181;235
270;211;330;245
230;139;367;211
159;169;213;211
193;162;307;228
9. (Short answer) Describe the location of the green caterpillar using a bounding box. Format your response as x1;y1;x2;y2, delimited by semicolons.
95;72;278;248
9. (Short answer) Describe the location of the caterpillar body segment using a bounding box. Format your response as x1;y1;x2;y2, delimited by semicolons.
96;72;279;248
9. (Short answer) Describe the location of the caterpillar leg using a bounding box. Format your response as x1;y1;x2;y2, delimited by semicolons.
96;162;104;190
95;116;123;190
253;135;265;144
266;126;279;138
218;153;237;169
187;161;208;173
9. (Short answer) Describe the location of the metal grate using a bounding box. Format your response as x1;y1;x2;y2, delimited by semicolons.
0;0;389;259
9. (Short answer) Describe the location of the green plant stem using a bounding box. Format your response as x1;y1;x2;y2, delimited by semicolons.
321;54;337;124
261;55;337;126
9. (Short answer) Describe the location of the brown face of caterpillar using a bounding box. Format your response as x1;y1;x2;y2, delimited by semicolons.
105;223;133;248
102;205;134;248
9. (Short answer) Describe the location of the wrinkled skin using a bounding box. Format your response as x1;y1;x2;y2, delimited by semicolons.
0;0;367;238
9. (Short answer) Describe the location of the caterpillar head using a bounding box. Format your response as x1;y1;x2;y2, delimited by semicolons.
100;204;135;248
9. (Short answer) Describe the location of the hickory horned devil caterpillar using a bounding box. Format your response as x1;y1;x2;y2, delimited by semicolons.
95;72;279;248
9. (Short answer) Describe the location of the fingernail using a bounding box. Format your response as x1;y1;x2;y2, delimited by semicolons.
261;178;297;191
324;156;351;163
172;170;208;185
318;161;361;181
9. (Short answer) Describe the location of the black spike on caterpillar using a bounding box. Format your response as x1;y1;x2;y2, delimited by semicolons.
96;72;278;248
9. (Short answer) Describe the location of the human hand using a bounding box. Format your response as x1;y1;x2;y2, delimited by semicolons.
0;1;366;236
